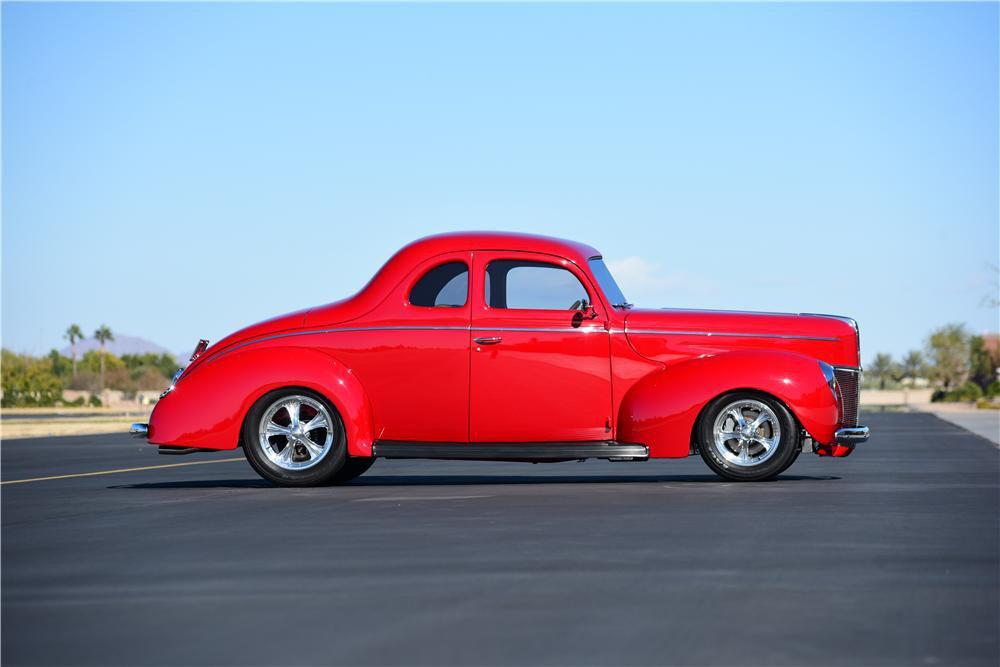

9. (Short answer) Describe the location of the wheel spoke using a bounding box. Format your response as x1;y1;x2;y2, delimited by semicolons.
302;438;324;459
738;441;750;464
279;442;294;464
749;411;771;431
265;421;290;437
718;431;740;442
303;413;328;433
284;400;301;428
728;408;747;429
754;435;779;451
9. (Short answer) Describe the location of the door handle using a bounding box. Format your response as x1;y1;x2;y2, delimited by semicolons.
474;336;502;345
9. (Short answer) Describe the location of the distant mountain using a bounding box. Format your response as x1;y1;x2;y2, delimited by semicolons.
61;334;176;360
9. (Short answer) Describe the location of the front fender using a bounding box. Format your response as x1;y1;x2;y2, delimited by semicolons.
618;349;838;458
148;344;375;456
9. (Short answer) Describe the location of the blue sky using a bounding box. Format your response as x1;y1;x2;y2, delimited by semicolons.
3;2;998;363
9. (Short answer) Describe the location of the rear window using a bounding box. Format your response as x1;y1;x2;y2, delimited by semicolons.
409;262;468;307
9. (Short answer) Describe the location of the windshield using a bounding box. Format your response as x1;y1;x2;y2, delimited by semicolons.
588;257;630;308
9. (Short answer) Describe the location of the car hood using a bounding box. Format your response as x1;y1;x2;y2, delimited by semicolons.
623;308;860;367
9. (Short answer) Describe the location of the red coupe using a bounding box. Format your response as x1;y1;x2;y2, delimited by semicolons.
132;232;869;485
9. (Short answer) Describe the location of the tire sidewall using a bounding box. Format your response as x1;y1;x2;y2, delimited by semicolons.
698;391;799;481
242;387;347;486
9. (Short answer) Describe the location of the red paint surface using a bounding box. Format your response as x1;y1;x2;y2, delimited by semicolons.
149;231;863;458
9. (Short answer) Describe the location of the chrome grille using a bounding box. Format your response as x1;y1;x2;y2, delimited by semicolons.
834;367;861;427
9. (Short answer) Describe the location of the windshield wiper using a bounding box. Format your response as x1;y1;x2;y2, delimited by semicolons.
613;302;634;309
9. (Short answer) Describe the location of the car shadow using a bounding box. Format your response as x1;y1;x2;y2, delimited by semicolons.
110;473;840;490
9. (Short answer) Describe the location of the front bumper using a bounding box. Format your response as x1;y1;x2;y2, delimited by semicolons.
835;426;869;445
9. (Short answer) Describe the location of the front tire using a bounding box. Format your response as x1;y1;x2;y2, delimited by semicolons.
242;388;347;486
697;392;799;482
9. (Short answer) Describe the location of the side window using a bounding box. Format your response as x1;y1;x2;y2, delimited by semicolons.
410;262;468;307
485;260;590;310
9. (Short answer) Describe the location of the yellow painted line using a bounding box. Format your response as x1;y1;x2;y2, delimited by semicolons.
0;457;245;486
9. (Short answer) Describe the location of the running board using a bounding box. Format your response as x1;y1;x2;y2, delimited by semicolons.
372;441;648;462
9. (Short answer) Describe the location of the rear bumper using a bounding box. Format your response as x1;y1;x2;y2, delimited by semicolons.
814;425;869;457
835;426;869;445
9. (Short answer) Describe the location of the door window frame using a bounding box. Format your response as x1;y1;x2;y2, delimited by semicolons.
472;251;607;320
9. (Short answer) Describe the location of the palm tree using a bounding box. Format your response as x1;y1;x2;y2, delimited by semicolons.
64;324;84;378
870;353;895;390
901;350;924;385
93;325;114;390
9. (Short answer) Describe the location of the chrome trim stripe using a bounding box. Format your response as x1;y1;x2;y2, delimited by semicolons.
240;324;606;338
658;307;800;316
308;326;471;332
199;324;609;367
208;324;836;366
220;325;469;353
625;329;839;342
471;326;605;333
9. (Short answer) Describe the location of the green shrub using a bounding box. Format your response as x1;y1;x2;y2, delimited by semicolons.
932;382;986;403
1;349;64;407
88;394;103;408
954;382;984;402
986;381;1000;398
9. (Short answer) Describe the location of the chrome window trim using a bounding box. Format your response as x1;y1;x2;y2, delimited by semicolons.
625;329;839;342
484;257;594;312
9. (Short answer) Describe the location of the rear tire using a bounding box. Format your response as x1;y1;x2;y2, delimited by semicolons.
697;391;799;482
242;388;347;487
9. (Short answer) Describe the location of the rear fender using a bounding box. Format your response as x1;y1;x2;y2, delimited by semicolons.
618;349;838;457
148;345;375;456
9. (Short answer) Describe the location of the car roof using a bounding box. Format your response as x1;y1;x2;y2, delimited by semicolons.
398;231;602;266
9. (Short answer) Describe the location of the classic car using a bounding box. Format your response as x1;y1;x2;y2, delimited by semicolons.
131;232;869;485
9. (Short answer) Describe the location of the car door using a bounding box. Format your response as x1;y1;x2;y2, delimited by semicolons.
469;251;613;442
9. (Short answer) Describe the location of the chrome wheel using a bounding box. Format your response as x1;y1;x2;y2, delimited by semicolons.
711;399;781;468
257;395;334;471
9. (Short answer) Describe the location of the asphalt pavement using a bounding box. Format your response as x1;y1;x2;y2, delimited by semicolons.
2;412;997;666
